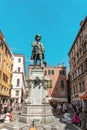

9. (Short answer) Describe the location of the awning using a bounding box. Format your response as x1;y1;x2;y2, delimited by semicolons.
80;92;87;100
48;97;67;102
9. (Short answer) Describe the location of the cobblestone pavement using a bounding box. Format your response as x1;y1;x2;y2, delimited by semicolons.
66;124;81;130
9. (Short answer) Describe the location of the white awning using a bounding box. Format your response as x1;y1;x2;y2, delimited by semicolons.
48;97;67;102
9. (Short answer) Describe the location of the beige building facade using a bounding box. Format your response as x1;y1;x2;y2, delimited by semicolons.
0;31;13;103
68;16;87;104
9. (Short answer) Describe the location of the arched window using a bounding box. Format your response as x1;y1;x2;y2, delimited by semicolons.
17;79;20;86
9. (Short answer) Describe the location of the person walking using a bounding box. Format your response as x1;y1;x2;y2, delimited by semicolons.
72;112;81;127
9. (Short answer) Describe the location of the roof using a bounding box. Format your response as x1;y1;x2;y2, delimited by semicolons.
13;54;24;57
80;92;87;100
28;64;66;68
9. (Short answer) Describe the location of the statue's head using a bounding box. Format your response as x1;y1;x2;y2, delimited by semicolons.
35;35;41;41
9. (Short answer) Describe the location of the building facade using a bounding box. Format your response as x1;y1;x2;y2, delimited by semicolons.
0;31;13;103
28;64;67;104
11;54;26;103
68;16;87;104
44;65;67;104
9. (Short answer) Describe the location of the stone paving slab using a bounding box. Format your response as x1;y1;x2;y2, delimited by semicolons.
73;125;82;130
0;118;67;130
0;121;81;130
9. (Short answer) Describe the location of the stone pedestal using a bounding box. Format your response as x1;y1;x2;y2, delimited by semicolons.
29;68;47;105
19;68;54;124
19;104;54;124
4;68;55;130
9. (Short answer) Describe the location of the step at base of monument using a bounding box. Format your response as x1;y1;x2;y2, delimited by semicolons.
19;115;55;124
4;118;66;130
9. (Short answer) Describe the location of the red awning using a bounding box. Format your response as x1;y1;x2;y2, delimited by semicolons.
80;92;87;100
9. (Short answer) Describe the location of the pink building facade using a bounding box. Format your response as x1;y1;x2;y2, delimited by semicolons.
44;65;67;103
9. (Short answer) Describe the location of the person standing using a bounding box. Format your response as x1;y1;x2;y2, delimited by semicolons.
72;112;81;127
63;103;67;112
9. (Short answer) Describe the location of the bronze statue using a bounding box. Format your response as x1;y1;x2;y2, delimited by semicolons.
31;35;45;67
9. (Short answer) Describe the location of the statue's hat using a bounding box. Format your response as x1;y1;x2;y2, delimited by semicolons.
35;34;41;41
35;34;41;37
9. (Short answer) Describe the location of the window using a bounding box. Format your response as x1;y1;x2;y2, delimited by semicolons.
17;79;20;86
6;63;8;70
18;58;21;62
73;57;76;62
59;70;65;76
72;73;74;80
79;49;82;57
77;52;79;60
16;90;19;96
48;70;50;75
62;70;65;75
78;67;80;75
79;35;81;42
73;86;75;94
72;50;73;57
0;40;3;49
5;47;8;56
60;91;65;96
52;70;54;75
3;73;8;83
4;60;6;68
48;80;52;87
75;86;78;93
81;64;83;73
79;83;82;92
83;43;86;53
76;41;78;47
3;73;5;81
75;70;77;78
6;76;8;83
82;81;85;91
48;70;54;75
18;67;20;72
61;80;64;88
59;70;62;75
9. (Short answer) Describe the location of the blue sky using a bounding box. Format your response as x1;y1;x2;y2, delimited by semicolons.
0;0;87;74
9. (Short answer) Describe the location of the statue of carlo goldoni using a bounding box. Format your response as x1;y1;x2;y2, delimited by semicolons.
31;35;45;67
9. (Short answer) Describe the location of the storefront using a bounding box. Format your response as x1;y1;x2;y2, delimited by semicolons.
80;92;87;111
48;97;67;106
80;92;87;129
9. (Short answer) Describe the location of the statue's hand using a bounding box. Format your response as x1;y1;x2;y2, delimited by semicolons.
32;42;36;46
